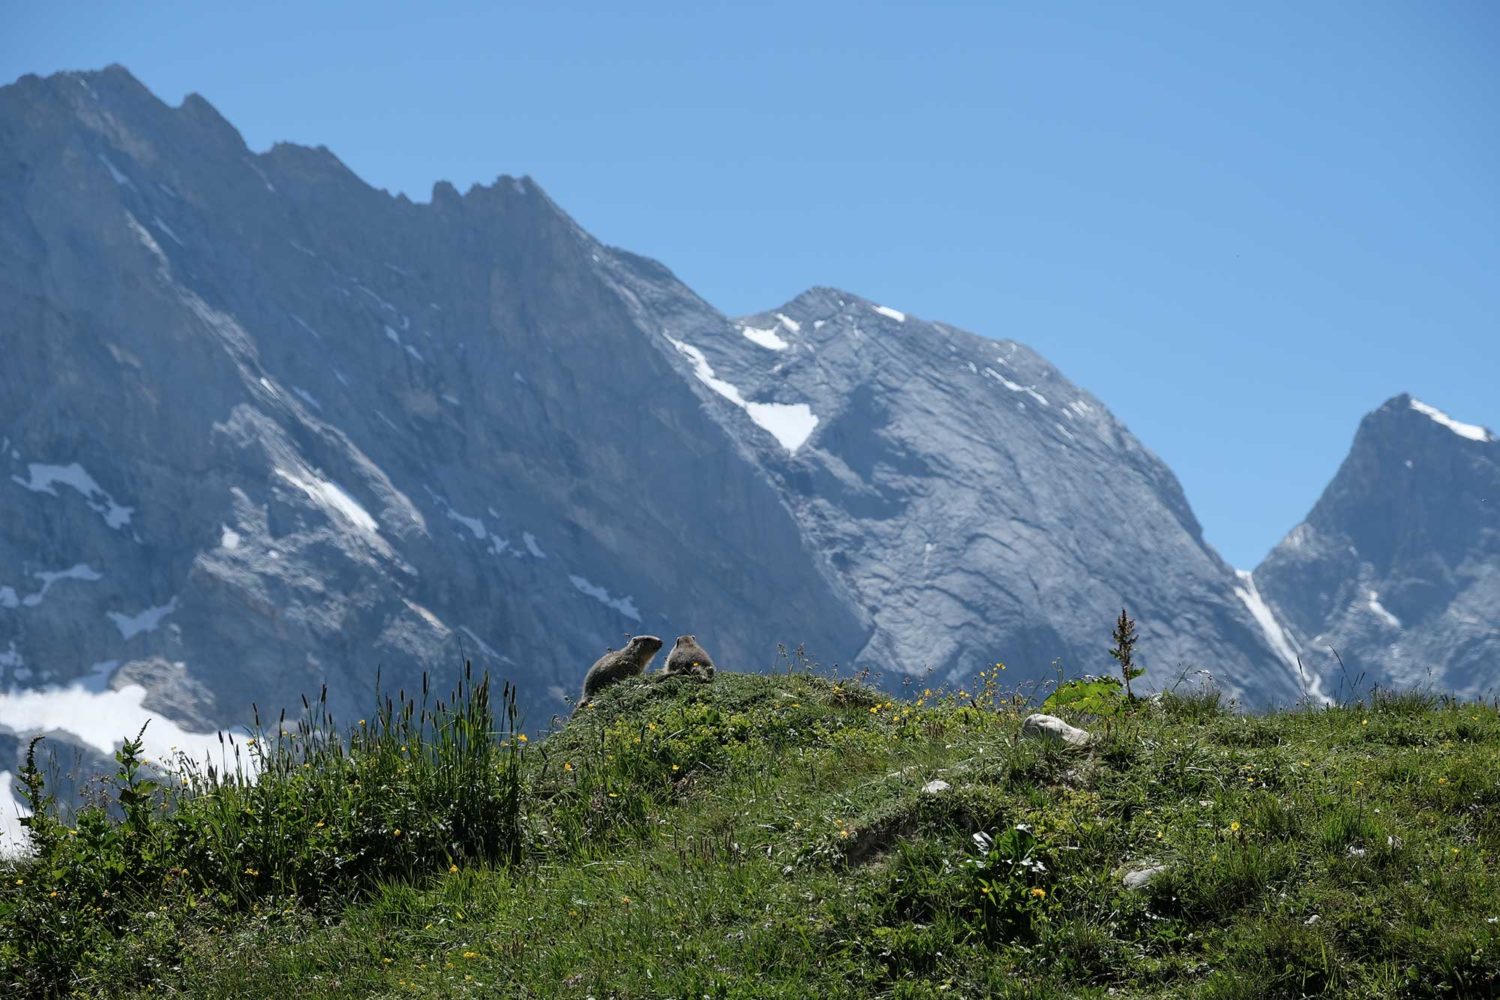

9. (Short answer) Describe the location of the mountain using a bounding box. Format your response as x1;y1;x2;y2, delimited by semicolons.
623;284;1308;701
1;65;1315;823
1254;395;1499;699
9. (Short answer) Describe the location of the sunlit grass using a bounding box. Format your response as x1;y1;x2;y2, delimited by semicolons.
3;665;1497;998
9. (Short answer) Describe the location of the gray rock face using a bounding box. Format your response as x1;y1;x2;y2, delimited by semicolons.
0;66;860;764
629;286;1308;704
0;64;1317;795
1254;395;1499;699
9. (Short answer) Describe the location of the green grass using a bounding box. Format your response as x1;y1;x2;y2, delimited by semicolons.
4;668;1498;998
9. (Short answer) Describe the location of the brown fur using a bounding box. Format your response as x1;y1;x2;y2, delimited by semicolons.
661;634;715;681
577;635;663;708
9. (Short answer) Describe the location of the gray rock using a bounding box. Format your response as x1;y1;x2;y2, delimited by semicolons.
1021;714;1092;747
1121;863;1167;891
920;779;952;795
1254;395;1499;701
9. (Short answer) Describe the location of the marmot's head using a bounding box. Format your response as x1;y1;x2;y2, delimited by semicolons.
674;634;696;646
629;635;664;656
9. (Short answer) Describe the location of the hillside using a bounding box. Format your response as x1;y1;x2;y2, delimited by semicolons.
3;667;1497;998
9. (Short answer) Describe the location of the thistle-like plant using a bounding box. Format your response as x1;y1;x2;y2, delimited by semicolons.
1110;607;1143;700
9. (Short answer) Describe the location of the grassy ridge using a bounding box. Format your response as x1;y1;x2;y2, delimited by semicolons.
4;669;1499;998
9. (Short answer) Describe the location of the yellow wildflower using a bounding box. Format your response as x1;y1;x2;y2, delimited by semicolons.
563;761;573;772
449;864;459;874
1030;887;1046;899
1229;821;1241;833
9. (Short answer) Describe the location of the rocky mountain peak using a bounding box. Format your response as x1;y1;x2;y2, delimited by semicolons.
1254;394;1498;697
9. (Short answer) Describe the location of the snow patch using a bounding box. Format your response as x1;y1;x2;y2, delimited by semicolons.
668;338;819;452
220;526;241;550
22;564;102;607
11;463;133;528
290;314;322;340
0;669;223;769
523;533;547;559
457;626;508;662
1234;570;1328;703
275;469;380;535
775;313;802;333
872;304;906;322
744;402;820;453
742;325;789;351
1367;591;1402;629
982;368;1049;406
152;216;184;246
403;599;449;634
1;771;30;855
98;153;132;187
426;492;488;541
108;598;178;640
1065;400;1095;418
568;575;642;621
356;283;397;314
1409;399;1492;443
125;213;166;264
293;387;322;411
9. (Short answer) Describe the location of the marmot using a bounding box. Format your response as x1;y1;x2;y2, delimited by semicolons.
577;635;663;709
661;634;715;680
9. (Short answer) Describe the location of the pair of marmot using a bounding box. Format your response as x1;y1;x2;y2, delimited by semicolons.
577;633;715;708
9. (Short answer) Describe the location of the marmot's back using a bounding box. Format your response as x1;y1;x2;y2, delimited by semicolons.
580;635;664;702
664;635;715;679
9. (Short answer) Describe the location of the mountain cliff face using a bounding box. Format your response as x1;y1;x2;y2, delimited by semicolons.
1254;396;1499;699
609;281;1307;702
0;65;1326;818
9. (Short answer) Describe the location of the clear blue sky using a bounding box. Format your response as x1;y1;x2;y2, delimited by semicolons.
7;1;1497;568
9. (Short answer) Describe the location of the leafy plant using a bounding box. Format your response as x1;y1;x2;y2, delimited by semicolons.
1041;675;1126;718
963;825;1052;941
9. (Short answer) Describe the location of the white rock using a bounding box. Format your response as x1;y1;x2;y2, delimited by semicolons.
1121;863;1167;890
1021;713;1092;747
921;779;952;796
